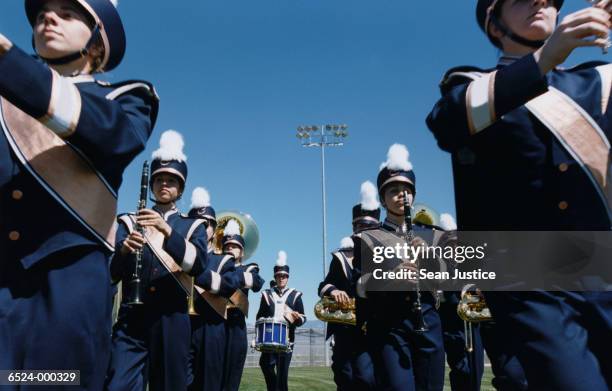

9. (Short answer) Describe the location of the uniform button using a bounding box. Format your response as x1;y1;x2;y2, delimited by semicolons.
149;286;156;293
11;190;23;200
8;231;20;241
558;163;568;172
558;201;568;210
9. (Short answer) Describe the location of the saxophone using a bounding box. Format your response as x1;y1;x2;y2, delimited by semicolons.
314;296;356;326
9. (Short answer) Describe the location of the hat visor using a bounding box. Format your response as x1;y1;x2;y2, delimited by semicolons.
223;240;244;249
151;168;186;185
379;176;415;192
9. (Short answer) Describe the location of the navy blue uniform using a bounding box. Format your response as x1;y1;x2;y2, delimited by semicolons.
0;45;157;390
318;250;375;391
106;208;208;391
188;252;243;391
354;218;446;391
257;287;306;391
427;55;612;390
224;262;264;391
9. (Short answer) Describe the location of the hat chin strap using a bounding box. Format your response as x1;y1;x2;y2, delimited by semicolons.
37;25;101;66
491;16;545;49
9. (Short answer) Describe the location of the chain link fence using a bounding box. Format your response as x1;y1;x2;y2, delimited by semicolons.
244;327;332;368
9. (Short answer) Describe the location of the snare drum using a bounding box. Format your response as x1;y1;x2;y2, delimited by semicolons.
255;317;291;353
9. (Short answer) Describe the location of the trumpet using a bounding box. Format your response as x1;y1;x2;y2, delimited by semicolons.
314;296;356;326
457;284;492;352
188;277;198;316
403;191;428;333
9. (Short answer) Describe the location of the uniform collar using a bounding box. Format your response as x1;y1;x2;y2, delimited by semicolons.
497;54;522;67
274;286;289;296
70;74;96;84
153;206;178;220
382;218;403;233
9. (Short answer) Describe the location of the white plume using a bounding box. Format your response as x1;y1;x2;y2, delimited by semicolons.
360;181;380;211
223;219;241;236
379;143;412;171
190;187;210;209
340;237;354;249
152;130;187;162
440;213;457;231
276;250;288;266
110;0;119;7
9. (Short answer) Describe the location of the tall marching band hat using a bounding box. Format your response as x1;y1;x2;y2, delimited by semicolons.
352;180;381;226
26;0;126;71
273;251;289;277
222;219;245;250
188;187;217;226
150;130;188;190
339;237;354;252
377;143;416;198
476;0;564;49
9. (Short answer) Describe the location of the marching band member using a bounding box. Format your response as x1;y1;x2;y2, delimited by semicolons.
318;181;380;391
188;187;217;253
0;0;157;388
222;219;265;391
427;0;612;389
187;189;244;391
436;214;485;391
353;144;446;391
353;181;382;233
106;131;208;391
257;251;306;391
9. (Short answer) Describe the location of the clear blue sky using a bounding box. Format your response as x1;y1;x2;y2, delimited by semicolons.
2;1;607;321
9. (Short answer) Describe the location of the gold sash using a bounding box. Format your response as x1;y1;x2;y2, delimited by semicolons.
144;227;192;294
462;68;612;223
229;289;249;316
0;98;117;250
524;87;612;221
195;285;229;319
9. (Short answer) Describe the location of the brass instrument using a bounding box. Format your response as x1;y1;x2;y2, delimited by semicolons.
189;211;259;316
212;211;260;260
403;192;428;333
412;203;440;227
457;284;492;352
314;297;356;326
188;277;198;316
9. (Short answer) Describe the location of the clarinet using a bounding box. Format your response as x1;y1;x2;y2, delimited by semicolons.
125;160;149;306
403;191;428;333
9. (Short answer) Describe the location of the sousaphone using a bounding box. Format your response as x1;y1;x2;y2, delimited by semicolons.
213;211;260;260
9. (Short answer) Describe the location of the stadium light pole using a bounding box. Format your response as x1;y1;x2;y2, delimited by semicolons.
296;124;348;278
296;124;348;367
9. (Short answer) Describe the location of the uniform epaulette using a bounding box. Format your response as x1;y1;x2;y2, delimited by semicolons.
561;61;608;73
98;79;160;125
117;212;135;219
439;65;492;94
96;79;157;98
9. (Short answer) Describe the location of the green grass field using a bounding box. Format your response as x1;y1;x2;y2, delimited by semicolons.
240;366;496;390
